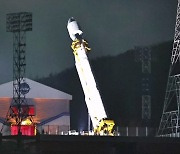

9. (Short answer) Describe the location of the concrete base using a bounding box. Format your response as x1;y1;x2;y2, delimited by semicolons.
1;135;180;154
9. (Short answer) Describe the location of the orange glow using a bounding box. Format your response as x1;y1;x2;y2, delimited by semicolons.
0;97;12;101
33;98;65;102
21;119;32;125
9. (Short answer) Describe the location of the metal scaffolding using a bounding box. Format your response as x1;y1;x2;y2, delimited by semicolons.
6;12;33;135
135;46;151;121
157;1;180;137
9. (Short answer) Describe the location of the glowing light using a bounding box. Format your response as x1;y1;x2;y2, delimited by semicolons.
21;118;32;125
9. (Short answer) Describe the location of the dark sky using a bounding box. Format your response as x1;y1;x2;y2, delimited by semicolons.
0;0;177;84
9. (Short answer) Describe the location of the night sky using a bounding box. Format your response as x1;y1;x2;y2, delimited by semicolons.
0;0;177;84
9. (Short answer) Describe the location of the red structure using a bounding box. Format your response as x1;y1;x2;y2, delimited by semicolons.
11;125;36;136
10;105;36;136
11;105;35;116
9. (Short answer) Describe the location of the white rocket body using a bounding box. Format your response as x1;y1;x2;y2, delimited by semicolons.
67;17;107;129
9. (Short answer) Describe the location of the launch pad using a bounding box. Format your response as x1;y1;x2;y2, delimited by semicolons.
1;135;180;154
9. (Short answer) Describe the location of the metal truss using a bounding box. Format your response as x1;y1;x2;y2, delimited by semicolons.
158;1;180;137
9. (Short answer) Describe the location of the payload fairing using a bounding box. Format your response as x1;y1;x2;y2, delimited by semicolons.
67;17;83;41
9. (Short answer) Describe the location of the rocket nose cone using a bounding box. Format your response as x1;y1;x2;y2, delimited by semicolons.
68;17;75;23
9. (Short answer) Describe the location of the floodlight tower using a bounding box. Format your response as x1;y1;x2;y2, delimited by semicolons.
6;12;35;135
157;1;180;137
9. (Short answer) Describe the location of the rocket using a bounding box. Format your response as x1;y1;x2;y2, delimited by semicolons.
66;17;115;135
67;17;83;41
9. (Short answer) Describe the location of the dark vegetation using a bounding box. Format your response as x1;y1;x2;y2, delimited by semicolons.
37;41;172;130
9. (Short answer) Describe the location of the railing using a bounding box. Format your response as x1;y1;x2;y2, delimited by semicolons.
38;125;157;137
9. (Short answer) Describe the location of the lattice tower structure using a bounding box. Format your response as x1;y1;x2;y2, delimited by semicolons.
158;1;180;137
135;47;151;121
6;12;33;134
